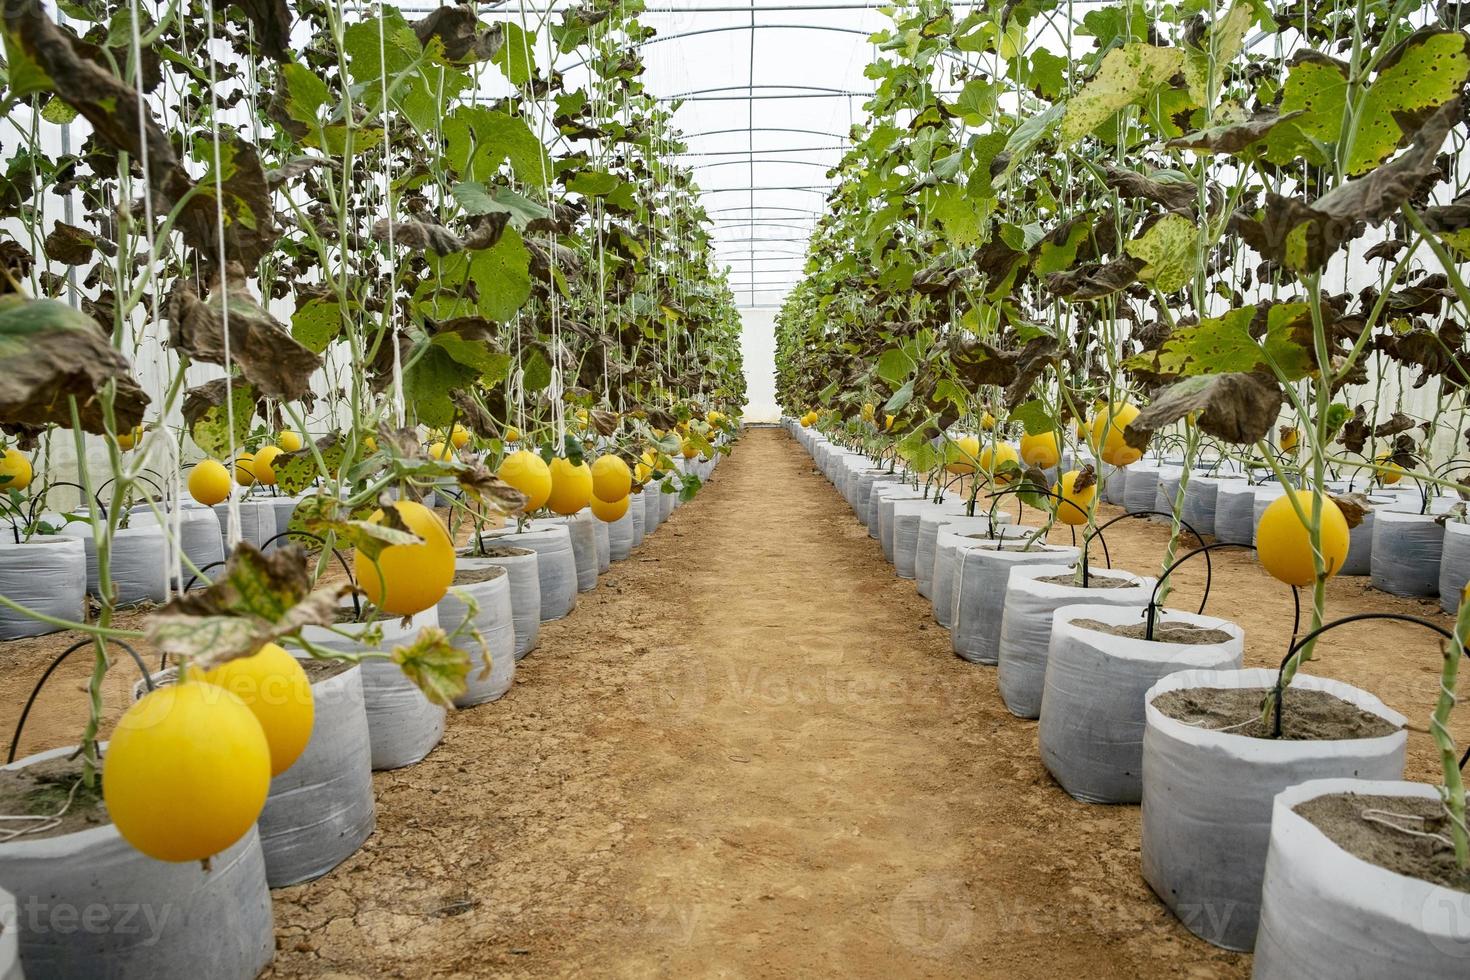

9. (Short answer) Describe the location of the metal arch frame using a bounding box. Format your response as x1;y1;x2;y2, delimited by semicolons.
677;145;847;157
683;127;849;141
555;24;979;73
692;158;837;170
709;209;820;217
671;90;959;101
663;84;869;99
556;24;879;72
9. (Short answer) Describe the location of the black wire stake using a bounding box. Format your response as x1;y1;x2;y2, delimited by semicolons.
0;496;25;545
1083;509;1205;588
95;474;166;511
8;638;153;765
24;480;102;528
1271;613;1469;771
982;484;1078;535
1140;542;1256;640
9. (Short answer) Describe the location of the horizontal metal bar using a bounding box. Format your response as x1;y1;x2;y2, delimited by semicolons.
664;84;864;99
708;207;820;215
683;127;848;141
677;145;846;157
698;186;830;193
692;158;834;170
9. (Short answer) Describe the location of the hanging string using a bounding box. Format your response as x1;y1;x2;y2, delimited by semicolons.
377;3;406;427
203;0;241;549
126;0;182;597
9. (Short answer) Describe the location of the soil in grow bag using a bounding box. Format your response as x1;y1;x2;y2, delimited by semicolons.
1295;792;1470;894
1151;686;1403;740
1073;618;1234;645
452;566;503;587
0;757;108;840
460;544;533;560
300;658;354;683
1033;573;1135;588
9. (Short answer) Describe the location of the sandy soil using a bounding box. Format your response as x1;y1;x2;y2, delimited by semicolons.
0;426;1463;978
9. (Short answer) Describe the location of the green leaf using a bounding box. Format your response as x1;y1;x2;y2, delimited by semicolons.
1350;31;1470;175
188;383;256;459
1128;303;1315;382
522;345;552;392
274;435;347;495
2;28;54;96
1034;222;1089;275
934;378;969;414
876;347;915;385
451;182;551;227
930;183;982;245
1060;43;1185;146
39;97;77;124
431;331;513;385
290;297;343;353
491;22;537;86
952;78;996;124
998;103;1063;184
897;429;940;471
566;170;623;196
404;345;479;427
470;226;531;321
1000;221;1044;252
444;108;551;187
1125;215;1199;293
1183;3;1253;104
282;63;332;132
1027;48;1069;100
884;380;914;413
1010;399;1056;436
678;472;704;502
1269;32;1470;175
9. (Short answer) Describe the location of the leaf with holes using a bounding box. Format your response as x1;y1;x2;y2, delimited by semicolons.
392;625;471;707
146;543;349;669
1126;215;1199;293
182;379;257;459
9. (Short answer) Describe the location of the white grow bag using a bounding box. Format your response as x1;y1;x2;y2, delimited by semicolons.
479;522;577;621
300;608;446;770
995;565;1153;718
438;564;516;706
461;546;540;659
950;539;1078;665
1252;778;1470;979
1038;605;1243;803
1371;510;1444;597
0;746;273;978
0;536;86;639
260;661;375;887
1141;668;1407;951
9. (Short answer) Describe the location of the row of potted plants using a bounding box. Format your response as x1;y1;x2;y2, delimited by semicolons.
791;417;1465;972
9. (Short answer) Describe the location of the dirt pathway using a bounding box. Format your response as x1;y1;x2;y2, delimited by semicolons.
266;427;1247;978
